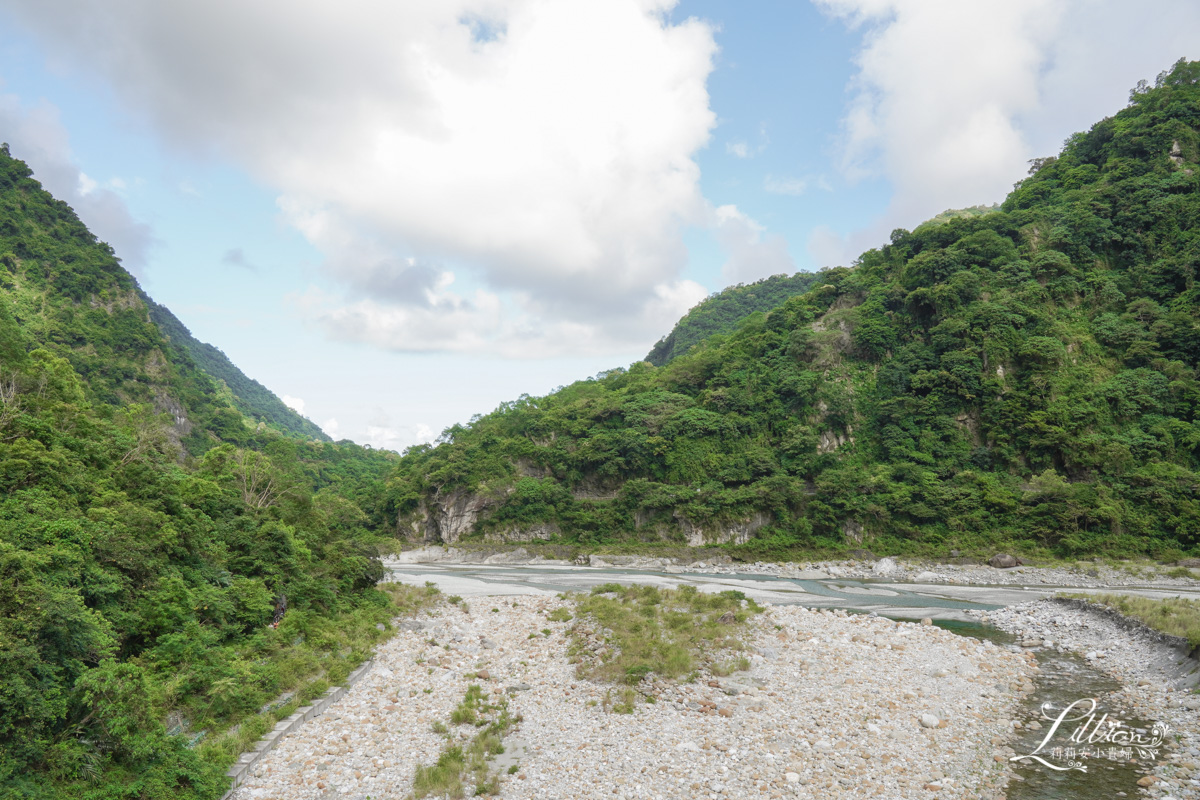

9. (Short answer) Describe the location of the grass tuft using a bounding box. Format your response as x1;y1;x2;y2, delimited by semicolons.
1061;593;1200;648
569;584;762;687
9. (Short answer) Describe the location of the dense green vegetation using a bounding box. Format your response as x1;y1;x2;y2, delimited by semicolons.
391;59;1200;561
142;294;331;442
645;272;820;365
0;143;406;798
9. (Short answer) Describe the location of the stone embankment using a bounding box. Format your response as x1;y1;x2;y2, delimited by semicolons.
979;599;1200;799
231;596;1026;800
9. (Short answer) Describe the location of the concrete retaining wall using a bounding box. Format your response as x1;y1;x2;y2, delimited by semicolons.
220;659;376;798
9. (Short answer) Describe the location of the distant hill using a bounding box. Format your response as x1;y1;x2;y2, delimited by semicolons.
914;203;1000;232
387;58;1200;562
646;272;820;365
142;293;331;441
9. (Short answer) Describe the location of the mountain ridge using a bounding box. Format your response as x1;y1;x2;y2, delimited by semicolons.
385;58;1200;560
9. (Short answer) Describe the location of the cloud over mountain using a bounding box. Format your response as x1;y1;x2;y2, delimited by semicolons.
5;0;719;355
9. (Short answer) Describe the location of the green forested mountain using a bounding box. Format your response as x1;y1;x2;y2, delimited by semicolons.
141;294;331;442
645;271;819;365
0;144;403;798
390;59;1200;560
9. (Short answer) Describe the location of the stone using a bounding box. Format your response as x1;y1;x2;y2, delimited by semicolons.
1137;775;1159;787
919;714;940;729
914;571;940;582
785;772;800;783
989;553;1022;569
873;558;898;576
921;618;933;626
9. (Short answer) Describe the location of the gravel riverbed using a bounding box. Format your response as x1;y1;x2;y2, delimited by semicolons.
231;597;1027;800
977;599;1200;799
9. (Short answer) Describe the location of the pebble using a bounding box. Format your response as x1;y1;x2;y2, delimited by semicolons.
231;599;1025;800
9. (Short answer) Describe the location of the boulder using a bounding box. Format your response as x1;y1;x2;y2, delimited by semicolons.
873;557;899;576
988;553;1022;569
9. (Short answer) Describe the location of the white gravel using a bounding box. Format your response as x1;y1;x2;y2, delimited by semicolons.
230;597;1027;800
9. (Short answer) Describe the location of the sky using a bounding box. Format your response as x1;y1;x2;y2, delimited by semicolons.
0;0;1197;451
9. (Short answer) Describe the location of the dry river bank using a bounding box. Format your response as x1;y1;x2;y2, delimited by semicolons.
230;596;1026;800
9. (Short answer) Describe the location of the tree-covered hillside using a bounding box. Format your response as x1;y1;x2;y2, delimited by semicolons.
646;272;819;365
0;144;404;798
390;59;1200;561
142;294;331;442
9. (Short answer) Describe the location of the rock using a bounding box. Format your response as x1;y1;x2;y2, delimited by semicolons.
914;571;940;582
476;669;490;680
1137;775;1159;787
675;741;700;752
375;623;386;631
506;683;532;693
921;618;933;626
1020;639;1043;648
1177;558;1200;568
785;772;800;783
718;610;737;625
989;553;1022;569
873;558;898;576
919;714;940;729
398;620;425;631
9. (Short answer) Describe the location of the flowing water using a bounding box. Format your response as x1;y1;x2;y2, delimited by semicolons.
939;621;1159;799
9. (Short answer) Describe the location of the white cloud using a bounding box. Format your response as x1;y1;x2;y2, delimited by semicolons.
0;95;155;277
5;0;719;355
281;394;306;415
726;140;750;158
763;174;807;196
807;225;850;270
322;417;340;437
712;204;794;285
292;274;708;358
814;0;1200;259
362;410;440;450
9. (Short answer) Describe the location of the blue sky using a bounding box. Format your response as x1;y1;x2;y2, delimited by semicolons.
0;0;1197;451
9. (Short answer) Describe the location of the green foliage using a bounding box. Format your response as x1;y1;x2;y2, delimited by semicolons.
0;144;407;797
646;272;820;365
388;61;1200;562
